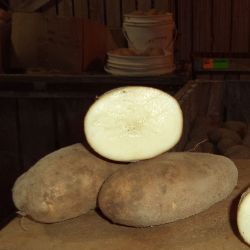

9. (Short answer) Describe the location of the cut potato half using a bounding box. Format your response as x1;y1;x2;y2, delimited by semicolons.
84;86;183;162
237;188;250;245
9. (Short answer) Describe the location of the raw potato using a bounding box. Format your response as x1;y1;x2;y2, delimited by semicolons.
84;86;183;162
217;137;238;154
237;187;250;245
223;120;247;138
12;144;121;223
207;128;242;144
243;128;250;147
224;145;250;159
98;152;238;227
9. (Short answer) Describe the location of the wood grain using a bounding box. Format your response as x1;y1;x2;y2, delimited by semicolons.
57;0;73;16
0;99;20;229
136;0;152;11
74;0;89;18
193;0;212;53
212;0;231;53
121;0;136;15
18;99;56;170
88;0;105;23
231;0;250;53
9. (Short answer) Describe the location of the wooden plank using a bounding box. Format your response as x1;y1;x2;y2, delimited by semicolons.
177;0;192;61
225;82;250;122
121;0;136;15
10;0;50;11
154;0;172;12
74;0;89;18
18;99;56;170
106;0;121;28
192;0;212;53
58;0;73;16
106;0;124;47
55;98;94;148
0;99;20;228
136;0;151;11
88;0;105;23
212;0;231;53
231;0;250;53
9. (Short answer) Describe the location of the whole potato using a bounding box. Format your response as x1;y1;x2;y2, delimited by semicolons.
12;143;121;223
223;120;247;138
207;128;242;144
98;152;238;227
224;145;250;159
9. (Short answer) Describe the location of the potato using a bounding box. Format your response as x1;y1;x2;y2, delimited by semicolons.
207;128;242;144
243;128;250;147
217;137;238;154
84;86;183;162
224;145;250;159
237;187;250;245
12;144;121;223
223;120;247;138
98;152;238;227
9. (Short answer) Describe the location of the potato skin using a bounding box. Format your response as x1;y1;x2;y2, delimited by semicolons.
12;144;121;223
98;152;238;227
207;128;242;144
224;145;250;159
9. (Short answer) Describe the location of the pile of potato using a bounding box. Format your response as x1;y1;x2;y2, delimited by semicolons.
207;120;250;159
12;86;238;229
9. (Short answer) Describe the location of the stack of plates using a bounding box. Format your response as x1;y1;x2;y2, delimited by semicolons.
105;51;175;77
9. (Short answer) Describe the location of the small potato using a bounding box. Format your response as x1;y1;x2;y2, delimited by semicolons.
223;120;247;138
243;128;250;147
12;144;122;223
207;128;242;144
217;137;238;154
98;152;238;227
224;145;250;159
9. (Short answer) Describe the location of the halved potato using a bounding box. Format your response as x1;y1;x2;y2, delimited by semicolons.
237;188;250;245
84;86;183;162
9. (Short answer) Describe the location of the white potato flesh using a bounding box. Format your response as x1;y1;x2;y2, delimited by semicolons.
84;86;183;162
237;188;250;245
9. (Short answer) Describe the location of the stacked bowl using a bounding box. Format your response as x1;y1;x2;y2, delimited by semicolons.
105;9;176;76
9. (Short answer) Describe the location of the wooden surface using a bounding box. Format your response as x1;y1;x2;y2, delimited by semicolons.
1;160;250;250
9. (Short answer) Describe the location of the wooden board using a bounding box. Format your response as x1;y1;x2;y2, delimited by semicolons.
0;99;20;228
88;0;105;23
1;160;250;250
137;0;152;11
18;99;56;169
74;0;89;18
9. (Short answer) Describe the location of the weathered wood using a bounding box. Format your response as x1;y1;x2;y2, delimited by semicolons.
55;98;94;148
212;0;231;53
136;0;152;11
121;0;136;15
193;0;212;53
74;0;89;18
88;0;105;23
154;0;172;12
10;0;50;11
231;0;250;53
225;81;250;122
57;0;73;16
177;0;192;61
0;99;20;229
18;99;56;169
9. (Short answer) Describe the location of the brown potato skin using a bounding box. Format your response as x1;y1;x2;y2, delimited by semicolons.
207;128;242;144
224;145;250;159
98;152;238;227
12;144;121;223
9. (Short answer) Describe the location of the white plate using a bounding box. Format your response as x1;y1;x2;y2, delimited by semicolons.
104;65;175;76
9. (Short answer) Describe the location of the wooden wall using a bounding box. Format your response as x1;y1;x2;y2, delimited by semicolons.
39;0;250;63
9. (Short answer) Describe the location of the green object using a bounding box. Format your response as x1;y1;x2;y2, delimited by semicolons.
213;58;230;69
